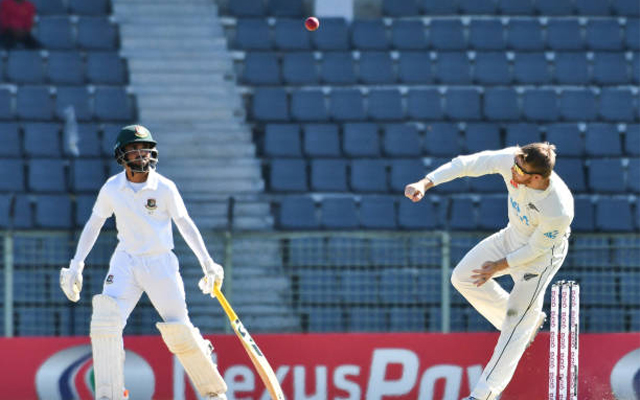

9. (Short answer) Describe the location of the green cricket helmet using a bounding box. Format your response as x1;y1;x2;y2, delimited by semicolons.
113;124;158;172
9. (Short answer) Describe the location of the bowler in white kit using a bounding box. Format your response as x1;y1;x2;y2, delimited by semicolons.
405;142;574;399
59;125;228;400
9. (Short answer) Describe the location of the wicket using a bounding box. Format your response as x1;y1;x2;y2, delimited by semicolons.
548;280;580;400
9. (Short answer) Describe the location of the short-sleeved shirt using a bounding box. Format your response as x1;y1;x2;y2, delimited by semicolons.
93;170;188;256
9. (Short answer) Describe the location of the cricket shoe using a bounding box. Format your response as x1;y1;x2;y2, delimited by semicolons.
526;311;547;349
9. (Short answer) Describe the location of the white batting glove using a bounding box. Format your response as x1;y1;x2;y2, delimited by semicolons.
198;258;224;296
60;260;84;302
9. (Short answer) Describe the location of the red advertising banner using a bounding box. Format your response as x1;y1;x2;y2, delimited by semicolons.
1;332;638;399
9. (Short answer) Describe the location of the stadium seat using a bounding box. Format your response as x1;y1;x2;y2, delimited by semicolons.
572;196;594;231
228;0;265;16
398;197;438;229
75;194;96;226
7;51;45;84
69;0;109;15
35;194;71;228
320;197;358;228
546;19;584;50
327;237;370;267
430;20;466;50
613;0;640;16
0;159;24;191
75;124;102;157
424;123;461;156
383;124;421;156
553;53;589;85
626;19;640;50
614;237;640;267
235;19;272;50
422;0;458;14
398;51;434;83
585;124;622;156
380;268;419;304
465;123;501;153
242;52;280;85
12;195;32;228
32;0;65;15
619;272;639;308
468;174;505;193
346;307;388;331
506;18;544;50
391;20;427;49
554;158;586;192
269;0;303;17
360;196;396;229
436;52;472;84
633;56;639;85
303;124;340;157
468;19;505;50
28;159;66;192
252;88;289;121
626;125;640;156
343;123;380;157
351;160;388;192
599;89;636;122
101;123;121;156
628;158;640;192
304;307;344;332
483;88;520;121
449;197;477;230
559;89;597;121
56;87;92;122
390;158;426;192
383;0;420;16
329;89;366;121
351;20;389;50
17;86;54;121
359;52;395;84
36;16;74;49
505;124;541;146
0;122;20;156
279;196;318;229
545;124;583;156
274;19;311;50
592;52;629;85
291;90;329;121
445;88;481;120
0;194;11;228
407;89;443;119
536;0;574;16
368;89;403;121
94;88;135;121
312;18;349;50
580;272;618;306
288;238;326;267
588;159;625;193
71;159;105;191
47;51;84;85
282;52;318;85
498;0;535;15
575;0;612;15
390;308;426;331
513;52;550;84
310;159;348;192
24;123;61;157
459;0;497;14
474;52;511;84
264;124;301;157
270;159;307;192
321;51;357;84
522;89;558;122
77;17;118;50
0;89;12;120
586;20;624;51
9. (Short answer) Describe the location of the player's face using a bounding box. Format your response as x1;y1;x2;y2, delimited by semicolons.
123;142;152;170
511;155;540;185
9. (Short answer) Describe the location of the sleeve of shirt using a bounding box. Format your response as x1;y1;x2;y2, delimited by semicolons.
71;212;107;264
167;181;189;220
506;214;572;267
174;215;213;267
426;147;515;186
92;185;114;219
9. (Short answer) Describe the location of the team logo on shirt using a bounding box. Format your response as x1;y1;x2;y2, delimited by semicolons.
543;230;559;239
105;274;114;284
145;198;157;210
527;203;540;212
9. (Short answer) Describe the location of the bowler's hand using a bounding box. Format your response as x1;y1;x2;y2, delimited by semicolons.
471;259;509;287
404;178;433;202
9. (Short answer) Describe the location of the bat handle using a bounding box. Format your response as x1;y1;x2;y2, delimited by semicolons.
213;283;238;322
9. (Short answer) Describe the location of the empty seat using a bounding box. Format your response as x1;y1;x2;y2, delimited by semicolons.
28;159;66;192
351;160;388;192
513;52;550;84
425;123;462;156
596;197;633;231
270;159;307;191
330;89;366;121
522;89;558;121
559;89;597;121
592;52;628;85
380;268;419;304
235;19;272;50
474;52;511;84
546;19;584;50
343;123;380;157
7;51;45;83
320;197;358;228
0;159;24;191
465;123;501;152
13;195;32;228
0;89;12;120
506;18;544;50
391;20;427;49
304;307;344;332
536;0;574;16
94;88;134;121
368;89;403;121
586;20;623;50
436;52;472;84
252;88;288;121
628;158;640;192
36;16;74;49
430;20;466;50
613;0;640;16
469;173;505;192
468;19;505;50
585;124;622;156
346;306;387;331
505;124;541;146
32;0;66;15
572;196;594;231
398;51;433;83
0;193;11;228
575;0;612;15
69;0;109;15
327;237;370;266
459;0;497;13
24;123;61;157
360;196;396;228
359;52;395;84
291;90;328;121
626;124;640;156
422;0;458;14
274;19;311;50
87;52;127;84
498;0;535;15
626;19;640;50
310;159;348;191
483;88;520;121
449;197;477;230
269;0;303;17
312;18;349;50
546;124;583;156
17;86;54;120
383;0;420;16
298;270;337;302
588;159;625;192
242;52;280;85
398;197;438;229
351;20;389;50
321;51;357;84
614;239;640;268
77;17;117;50
445;88;481;120
282;52;318;84
478;196;506;230
47;51;84;84
407;89;443;119
264;124;301;157
390;308;426;331
228;0;265;16
599;89;635;122
383;124;421;156
71;159;105;191
75;123;102;157
554;158;586;192
0;122;20;156
303;124;340;157
56;86;92;121
390;158;425;192
279;196;318;229
553;52;589;85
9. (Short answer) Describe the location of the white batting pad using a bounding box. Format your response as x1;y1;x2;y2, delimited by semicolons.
156;322;227;396
90;295;125;400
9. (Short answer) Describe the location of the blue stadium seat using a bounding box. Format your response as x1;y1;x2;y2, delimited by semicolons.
625;124;640;156
274;19;311;50
398;51;433;83
32;0;66;15
483;88;520;121
34;195;71;227
522;89;558;122
252;88;288;121
320;197;358;228
588;159;625;192
553;53;589;85
75;194;97;226
17;86;54;121
445;88;481;120
579;272;617;306
430;20;466;50
330;89;366;121
422;0;458;14
572;196;594;231
69;0;109;15
228;0;266;16
391;20;427;49
559;89;597;121
506;18;544;50
613;0;640;16
407;89;443;119
592;52;628;84
360;196;396;228
0;122;20;156
312;18;349;50
77;17;117;50
575;0;613;15
424;123;461;156
449;197;477;230
0;89;12;120
626;19;639;50
600;89;636;122
546;124;583;156
56;87;92;122
343;123;380;157
633;55;639;84
269;0;303;17
585;124;622;156
282;52;318;84
279;196;318;229
86;52;126;84
242;52;280;85
270;159;307;191
398;197;438;229
7;51;45;84
298;271;336;303
264;124;301;157
596;197;633;231
303;124;340;157
536;0;574;16
383;0;420;16
468;19;505;50
71;159;105;192
436;52;472;84
340;270;380;303
47;51;84;84
586;20;624;50
359;52;395;84
235;19;272;50
101;123;121;156
94;88;134;121
305;307;344;332
311;159;348;192
327;237;370;266
628;158;640;192
619;272;639;307
465;123;501;153
351;20;389;50
513;52;550;84
546;19;584;50
74;123;101;157
0;194;11;228
288;237;326;267
474;52;511;84
351;160;388;192
554;158;586;192
459;0;497;13
291;90;328;122
346;307;388;331
498;0;535;15
614;237;640;267
28;159;66;192
383;124;421;156
24;123;61;157
0;159;24;191
390;308;426;331
390;158;425;192
10;195;32;229
505;124;541;146
369;89;403;121
468;174;505;193
380;268;420;304
321;51;356;84
36;16;74;49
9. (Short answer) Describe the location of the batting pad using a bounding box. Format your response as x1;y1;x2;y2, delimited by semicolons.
156;322;227;396
90;295;125;400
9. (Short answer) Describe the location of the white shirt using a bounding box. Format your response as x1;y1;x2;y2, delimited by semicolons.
93;170;188;256
426;147;574;267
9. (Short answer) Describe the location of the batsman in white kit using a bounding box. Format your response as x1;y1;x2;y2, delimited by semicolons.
59;125;228;400
405;143;574;400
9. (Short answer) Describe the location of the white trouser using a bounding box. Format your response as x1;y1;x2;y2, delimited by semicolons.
450;227;569;400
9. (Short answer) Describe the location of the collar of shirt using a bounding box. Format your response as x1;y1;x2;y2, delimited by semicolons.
116;169;159;193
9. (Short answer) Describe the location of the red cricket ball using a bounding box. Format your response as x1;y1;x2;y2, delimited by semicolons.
305;17;320;31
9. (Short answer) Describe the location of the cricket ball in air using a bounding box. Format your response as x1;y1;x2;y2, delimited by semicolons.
305;17;320;31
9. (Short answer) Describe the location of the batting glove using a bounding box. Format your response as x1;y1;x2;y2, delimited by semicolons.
60;260;84;302
198;258;224;296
